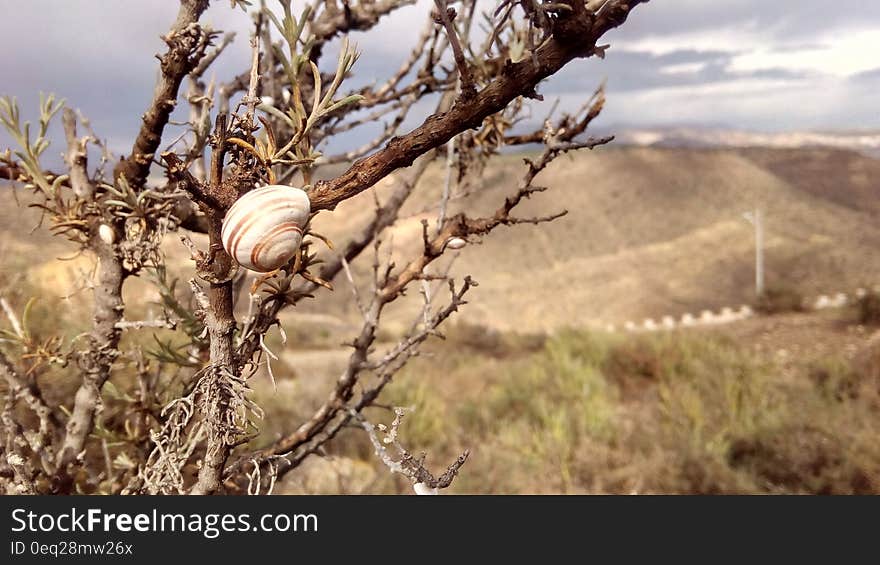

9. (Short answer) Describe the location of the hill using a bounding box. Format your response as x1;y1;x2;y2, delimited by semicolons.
303;146;880;332
615;127;880;158
2;145;879;334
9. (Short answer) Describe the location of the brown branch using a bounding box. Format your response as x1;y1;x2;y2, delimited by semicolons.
62;109;94;199
378;135;612;302
226;274;473;489
54;236;125;481
355;408;470;492
193;31;236;79
218;71;250;115
504;82;606;145
308;0;647;211
256;277;473;486
0;164;17;180
242;34;261;130
433;0;476;98
162;152;225;210
113;0;212;189
310;0;417;57
186;32;236;181
189;115;239;496
188;30;261;493
53;109;128;488
0;350;58;469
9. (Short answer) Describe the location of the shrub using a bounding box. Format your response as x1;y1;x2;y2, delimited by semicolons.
728;423;878;494
656;337;773;455
383;327;880;494
857;290;880;325
810;356;861;402
444;321;546;358
755;285;805;314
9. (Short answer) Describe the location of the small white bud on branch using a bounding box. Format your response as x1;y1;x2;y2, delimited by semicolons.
445;237;467;250
413;482;439;495
98;224;116;245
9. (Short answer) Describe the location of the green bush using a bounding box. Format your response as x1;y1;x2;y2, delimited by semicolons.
351;327;880;494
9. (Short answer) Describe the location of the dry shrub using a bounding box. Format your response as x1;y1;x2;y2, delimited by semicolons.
857;290;880;325
298;327;880;494
850;341;880;405
603;338;664;398
755;285;805;314
810;356;862;402
443;321;546;358
729;423;879;494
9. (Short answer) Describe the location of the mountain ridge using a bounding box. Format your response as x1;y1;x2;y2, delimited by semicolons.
612;127;880;158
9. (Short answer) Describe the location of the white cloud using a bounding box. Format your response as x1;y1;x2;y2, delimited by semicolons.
659;62;709;75
586;75;871;131
617;24;763;57
617;19;880;80
728;29;880;78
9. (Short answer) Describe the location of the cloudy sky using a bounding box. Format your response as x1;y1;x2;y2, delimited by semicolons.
1;0;878;159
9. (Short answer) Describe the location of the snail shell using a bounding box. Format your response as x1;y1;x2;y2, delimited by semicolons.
221;185;311;272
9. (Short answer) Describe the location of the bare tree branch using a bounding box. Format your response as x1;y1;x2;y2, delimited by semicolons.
310;0;417;57
56;0;216;490
54;238;125;478
308;0;647;211
113;0;212;189
227;274;474;488
62;109;94;199
355;408;470;493
0;350;58;470
433;0;476;98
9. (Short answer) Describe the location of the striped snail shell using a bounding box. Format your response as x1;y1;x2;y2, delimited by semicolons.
221;185;311;272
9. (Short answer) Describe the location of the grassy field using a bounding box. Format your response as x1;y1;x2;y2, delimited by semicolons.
258;306;880;494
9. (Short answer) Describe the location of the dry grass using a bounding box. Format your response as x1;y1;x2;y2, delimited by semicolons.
338;322;880;494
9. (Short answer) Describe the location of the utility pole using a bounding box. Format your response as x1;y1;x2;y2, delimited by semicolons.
742;208;765;297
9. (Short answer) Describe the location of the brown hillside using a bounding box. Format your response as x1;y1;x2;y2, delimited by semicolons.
737;147;880;217
303;146;880;332
1;146;879;334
